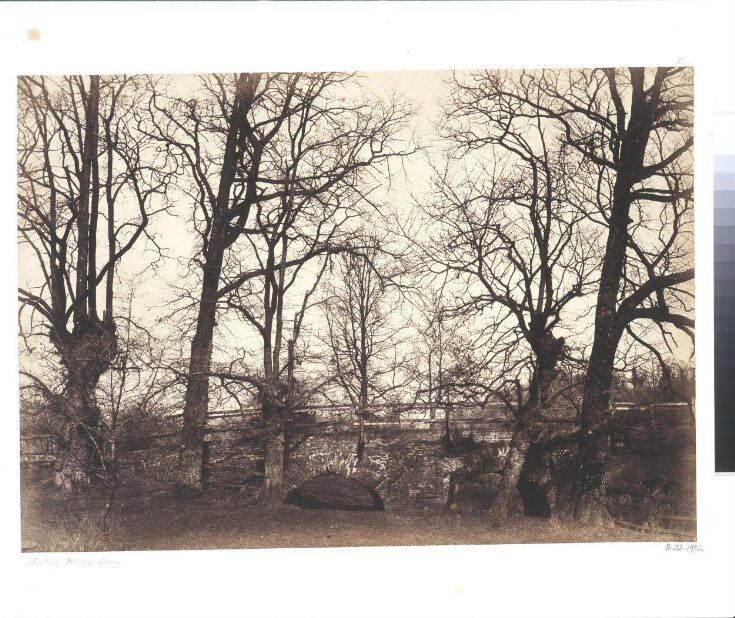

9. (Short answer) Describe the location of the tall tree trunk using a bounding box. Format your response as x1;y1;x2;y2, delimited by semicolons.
572;278;625;522
177;231;226;494
73;76;100;327
259;380;286;507
261;421;286;507
572;315;625;522
357;366;368;460
428;349;435;421
175;74;260;494
444;404;453;448
571;186;630;520
51;76;108;490
572;69;651;521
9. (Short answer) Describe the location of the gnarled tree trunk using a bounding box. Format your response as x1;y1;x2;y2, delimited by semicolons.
489;329;564;520
53;320;116;491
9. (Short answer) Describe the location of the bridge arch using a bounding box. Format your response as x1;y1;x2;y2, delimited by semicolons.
284;448;387;501
286;473;384;510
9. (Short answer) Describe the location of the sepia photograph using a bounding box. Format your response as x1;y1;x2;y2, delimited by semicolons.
5;2;735;618
17;67;697;552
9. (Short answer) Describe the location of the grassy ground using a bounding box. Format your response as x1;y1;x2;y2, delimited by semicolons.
20;468;692;553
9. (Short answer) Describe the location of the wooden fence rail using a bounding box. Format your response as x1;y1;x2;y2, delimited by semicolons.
20;402;693;460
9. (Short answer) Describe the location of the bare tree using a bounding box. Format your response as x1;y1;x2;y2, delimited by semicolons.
322;242;408;458
150;72;412;495
409;293;478;440
422;70;603;518
504;68;695;521
17;75;168;489
412;291;448;422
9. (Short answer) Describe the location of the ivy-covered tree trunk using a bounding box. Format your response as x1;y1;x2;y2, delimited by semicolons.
490;329;564;520
53;321;116;491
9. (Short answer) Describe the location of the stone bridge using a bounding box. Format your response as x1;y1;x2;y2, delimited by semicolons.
202;411;522;510
22;402;695;522
198;402;694;517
